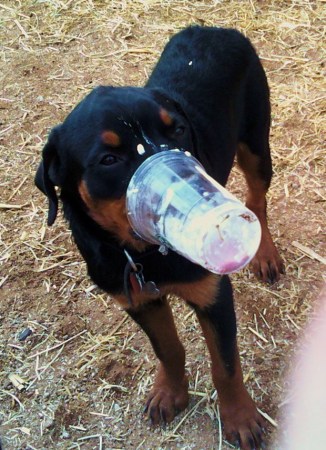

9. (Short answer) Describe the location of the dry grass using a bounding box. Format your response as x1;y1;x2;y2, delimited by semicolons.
0;0;325;449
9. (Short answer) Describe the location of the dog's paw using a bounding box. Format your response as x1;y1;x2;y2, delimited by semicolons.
144;376;189;425
250;235;284;284
221;397;266;450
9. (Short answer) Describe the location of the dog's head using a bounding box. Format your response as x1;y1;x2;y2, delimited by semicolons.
35;86;194;247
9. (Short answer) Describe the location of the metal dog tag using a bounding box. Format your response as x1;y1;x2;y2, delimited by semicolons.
141;281;161;298
124;249;160;299
129;271;144;294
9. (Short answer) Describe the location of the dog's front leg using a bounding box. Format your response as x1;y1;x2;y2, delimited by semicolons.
237;142;284;284
191;276;265;450
127;296;189;425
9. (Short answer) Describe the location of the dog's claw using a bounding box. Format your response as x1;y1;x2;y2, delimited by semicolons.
221;394;266;450
149;408;157;425
143;374;189;427
227;432;240;446
250;232;284;284
248;436;256;450
160;409;167;426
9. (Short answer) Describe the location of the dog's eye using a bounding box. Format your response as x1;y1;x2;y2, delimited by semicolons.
174;126;185;136
100;154;117;166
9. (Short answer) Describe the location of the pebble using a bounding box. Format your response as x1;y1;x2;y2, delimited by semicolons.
18;328;33;341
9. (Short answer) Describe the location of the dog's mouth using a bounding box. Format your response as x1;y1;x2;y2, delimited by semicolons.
129;228;143;241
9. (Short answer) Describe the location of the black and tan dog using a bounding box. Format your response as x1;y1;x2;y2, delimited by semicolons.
35;26;284;449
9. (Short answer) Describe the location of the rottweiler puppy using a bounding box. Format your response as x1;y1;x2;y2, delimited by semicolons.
35;26;284;449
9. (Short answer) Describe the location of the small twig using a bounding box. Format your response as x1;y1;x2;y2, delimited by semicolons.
0;276;9;288
292;241;326;265
8;373;27;391
7;176;28;201
77;434;101;441
216;403;223;450
254;284;287;299
248;326;269;343
34;262;67;272
90;411;113;419
257;408;278;428
78;316;127;359
0;124;15;135
162;394;208;442
0;202;28;209
286;314;301;330
27;329;87;359
0;389;25;411
14;19;29;38
27;345;65;390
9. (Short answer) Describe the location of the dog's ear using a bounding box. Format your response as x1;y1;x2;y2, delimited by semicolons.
35;126;62;226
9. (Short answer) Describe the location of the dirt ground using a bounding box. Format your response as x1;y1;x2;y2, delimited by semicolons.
0;1;325;449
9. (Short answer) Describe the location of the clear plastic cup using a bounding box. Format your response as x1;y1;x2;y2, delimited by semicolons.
126;150;261;274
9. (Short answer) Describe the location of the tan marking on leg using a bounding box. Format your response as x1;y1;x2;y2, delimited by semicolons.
237;142;268;215
128;297;188;425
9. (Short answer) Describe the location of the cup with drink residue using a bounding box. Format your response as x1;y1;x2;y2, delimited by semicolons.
126;150;261;274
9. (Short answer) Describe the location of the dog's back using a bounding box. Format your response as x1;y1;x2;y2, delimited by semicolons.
147;26;270;185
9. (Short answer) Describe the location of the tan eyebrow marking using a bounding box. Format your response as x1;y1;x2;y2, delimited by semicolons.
159;108;173;126
101;130;121;147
